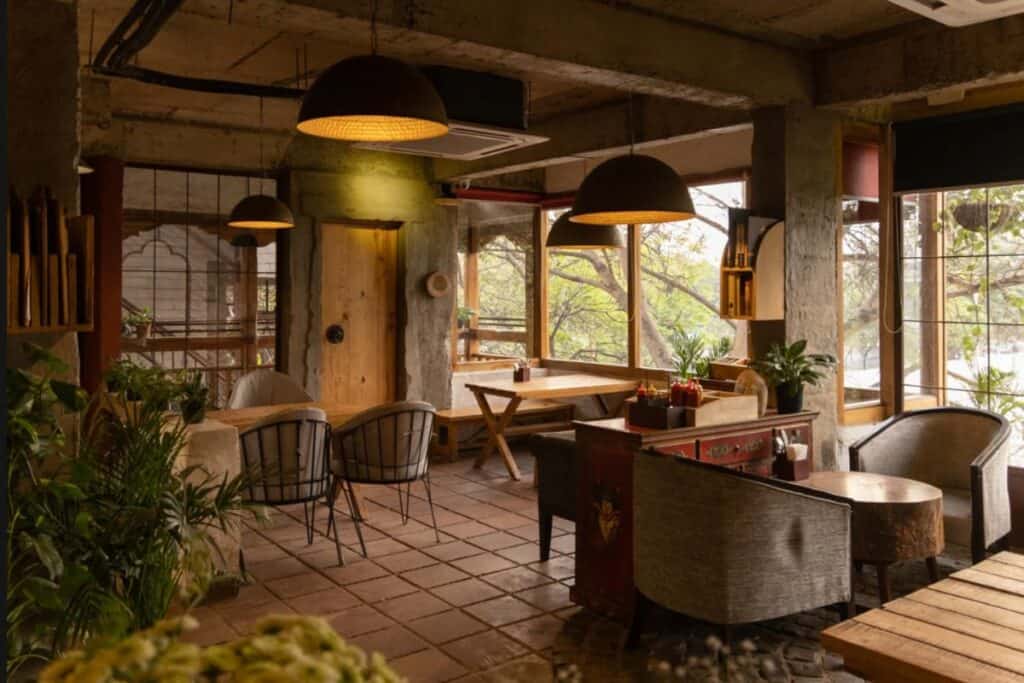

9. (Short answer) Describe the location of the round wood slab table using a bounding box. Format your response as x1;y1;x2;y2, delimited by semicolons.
802;471;944;604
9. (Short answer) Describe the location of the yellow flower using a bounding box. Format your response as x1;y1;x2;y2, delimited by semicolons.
39;652;86;683
202;644;241;673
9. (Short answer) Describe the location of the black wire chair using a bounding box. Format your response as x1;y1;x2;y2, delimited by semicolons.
328;401;439;558
239;407;344;565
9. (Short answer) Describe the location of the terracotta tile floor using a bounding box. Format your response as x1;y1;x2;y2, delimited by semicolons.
197;451;569;682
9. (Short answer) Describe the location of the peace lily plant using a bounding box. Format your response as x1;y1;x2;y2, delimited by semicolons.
751;340;837;414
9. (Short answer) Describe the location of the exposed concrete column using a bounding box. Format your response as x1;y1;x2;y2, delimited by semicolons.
749;105;842;470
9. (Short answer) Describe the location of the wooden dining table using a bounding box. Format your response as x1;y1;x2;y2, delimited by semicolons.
207;401;373;519
464;373;639;480
822;552;1024;682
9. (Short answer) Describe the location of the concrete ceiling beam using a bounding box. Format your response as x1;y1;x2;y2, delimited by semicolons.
817;15;1024;108
434;96;750;181
233;0;813;108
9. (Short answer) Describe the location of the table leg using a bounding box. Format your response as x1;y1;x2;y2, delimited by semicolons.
926;556;940;583
877;563;891;604
471;390;523;480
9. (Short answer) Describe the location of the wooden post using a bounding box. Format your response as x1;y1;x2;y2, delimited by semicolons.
919;193;944;404
879;124;899;417
627;224;641;369
79;156;124;393
465;225;480;359
532;206;548;360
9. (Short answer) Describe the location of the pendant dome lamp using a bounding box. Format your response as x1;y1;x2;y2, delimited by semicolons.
570;96;694;226
228;97;295;230
296;2;448;142
546;211;625;249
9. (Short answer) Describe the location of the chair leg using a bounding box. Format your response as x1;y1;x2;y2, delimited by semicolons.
926;556;940;583
402;482;413;526
423;472;441;544
972;536;987;565
302;501;315;545
326;493;345;567
449;424;460;463
626;589;654;650
397;482;407;524
539;508;554;562
341;480;368;558
877;563;892;604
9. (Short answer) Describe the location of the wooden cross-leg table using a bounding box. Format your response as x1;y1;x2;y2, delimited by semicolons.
471;389;523;480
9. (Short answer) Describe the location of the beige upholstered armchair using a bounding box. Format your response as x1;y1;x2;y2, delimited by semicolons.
629;451;852;644
850;407;1011;563
329;402;439;558
227;370;312;409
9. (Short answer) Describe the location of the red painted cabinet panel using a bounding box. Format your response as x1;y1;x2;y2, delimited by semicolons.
653;440;696;459
697;429;772;467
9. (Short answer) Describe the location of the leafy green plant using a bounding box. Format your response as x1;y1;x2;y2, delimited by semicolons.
670;328;731;379
456;306;475;328
7;350;258;675
123;308;153;327
177;371;210;425
751;339;837;396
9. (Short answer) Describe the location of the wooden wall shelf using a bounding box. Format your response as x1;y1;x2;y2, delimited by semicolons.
7;187;95;334
719;209;784;321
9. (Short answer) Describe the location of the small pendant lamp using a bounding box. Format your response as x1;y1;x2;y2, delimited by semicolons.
228;97;294;230
570;96;694;226
546;211;625;249
296;2;448;142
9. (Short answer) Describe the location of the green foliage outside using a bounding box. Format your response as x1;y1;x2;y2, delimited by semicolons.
7;348;259;676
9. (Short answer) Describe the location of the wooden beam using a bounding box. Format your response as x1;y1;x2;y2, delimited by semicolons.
627;224;642;369
534;209;550;360
79;156;124;393
465;226;480;359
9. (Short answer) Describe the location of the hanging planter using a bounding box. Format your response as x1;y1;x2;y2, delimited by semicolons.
952;202;1012;233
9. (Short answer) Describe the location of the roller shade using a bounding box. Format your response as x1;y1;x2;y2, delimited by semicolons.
894;103;1024;193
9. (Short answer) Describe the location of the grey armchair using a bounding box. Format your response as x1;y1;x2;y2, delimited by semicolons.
227;370;312;409
849;406;1011;564
629;451;852;644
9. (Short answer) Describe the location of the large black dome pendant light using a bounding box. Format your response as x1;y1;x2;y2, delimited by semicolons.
570;96;695;226
546;161;625;249
228;97;295;230
296;1;449;142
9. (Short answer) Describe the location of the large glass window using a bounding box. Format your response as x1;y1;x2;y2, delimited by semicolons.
454;201;534;362
842;200;882;406
901;186;1024;454
546;213;629;364
639;180;744;369
121;167;278;407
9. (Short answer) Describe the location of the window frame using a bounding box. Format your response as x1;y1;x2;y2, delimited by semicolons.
837;125;901;426
540;170;750;376
120;163;283;405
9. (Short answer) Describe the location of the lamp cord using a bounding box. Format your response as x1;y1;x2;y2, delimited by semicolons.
258;96;265;194
370;0;379;55
628;93;635;155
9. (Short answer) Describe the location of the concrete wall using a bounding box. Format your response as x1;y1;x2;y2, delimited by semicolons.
543;127;753;193
7;0;81;378
279;137;456;409
750;105;842;470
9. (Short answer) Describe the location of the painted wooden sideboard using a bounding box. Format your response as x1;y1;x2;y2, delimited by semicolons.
572;411;818;620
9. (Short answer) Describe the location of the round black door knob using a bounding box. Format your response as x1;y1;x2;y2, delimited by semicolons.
326;324;345;344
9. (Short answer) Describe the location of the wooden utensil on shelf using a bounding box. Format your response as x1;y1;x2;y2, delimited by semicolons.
47;193;70;325
67;215;94;325
29;189;49;326
11;189;31;326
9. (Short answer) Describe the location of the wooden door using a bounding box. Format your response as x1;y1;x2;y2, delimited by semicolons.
320;224;398;405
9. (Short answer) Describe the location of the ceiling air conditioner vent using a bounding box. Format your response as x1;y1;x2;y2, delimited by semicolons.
889;0;1024;25
353;121;548;161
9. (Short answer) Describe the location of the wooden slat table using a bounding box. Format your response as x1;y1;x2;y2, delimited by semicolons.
822;552;1024;682
207;402;373;519
464;373;638;480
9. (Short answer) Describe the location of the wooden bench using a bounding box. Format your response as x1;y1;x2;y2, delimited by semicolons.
433;399;574;462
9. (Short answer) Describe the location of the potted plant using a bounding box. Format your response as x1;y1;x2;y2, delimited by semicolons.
124;307;153;341
670;328;732;380
178;371;210;425
456;306;475;330
752;339;836;414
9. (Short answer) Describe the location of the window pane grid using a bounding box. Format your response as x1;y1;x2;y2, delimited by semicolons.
121;167;278;407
